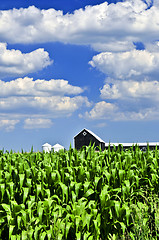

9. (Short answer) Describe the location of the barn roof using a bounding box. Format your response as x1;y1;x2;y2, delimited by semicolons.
74;128;105;143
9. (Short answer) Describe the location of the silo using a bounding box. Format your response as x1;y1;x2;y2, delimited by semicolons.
52;143;64;152
42;143;52;153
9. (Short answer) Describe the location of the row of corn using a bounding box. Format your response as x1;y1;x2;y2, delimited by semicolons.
0;145;159;239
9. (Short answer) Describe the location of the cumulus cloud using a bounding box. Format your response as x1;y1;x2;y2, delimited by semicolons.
24;118;53;129
100;79;159;101
89;49;159;79
0;43;52;77
0;77;90;128
92;77;159;121
80;101;118;120
81;101;159;121
0;77;84;97
0;119;19;131
1;0;159;126
0;96;90;116
91;41;135;52
0;1;158;51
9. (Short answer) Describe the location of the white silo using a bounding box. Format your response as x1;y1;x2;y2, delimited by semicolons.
52;143;64;152
42;143;52;153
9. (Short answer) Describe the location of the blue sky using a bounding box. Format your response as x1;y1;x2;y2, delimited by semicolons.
0;0;159;151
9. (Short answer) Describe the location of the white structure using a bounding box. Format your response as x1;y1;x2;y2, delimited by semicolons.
105;142;159;148
42;143;52;153
52;143;65;152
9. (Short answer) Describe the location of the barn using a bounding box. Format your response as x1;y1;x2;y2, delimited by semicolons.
74;128;159;151
74;128;105;151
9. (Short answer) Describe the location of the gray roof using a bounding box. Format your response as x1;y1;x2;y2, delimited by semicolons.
105;142;159;147
74;128;105;143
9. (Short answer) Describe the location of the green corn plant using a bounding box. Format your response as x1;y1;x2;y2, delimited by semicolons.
0;145;159;239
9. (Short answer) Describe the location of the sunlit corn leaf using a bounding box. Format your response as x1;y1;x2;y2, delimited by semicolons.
36;184;41;199
34;226;42;240
104;170;111;184
122;203;131;226
93;214;101;237
11;236;16;240
21;230;28;240
0;183;5;200
124;180;131;195
7;182;14;198
94;176;101;190
27;229;34;240
17;216;21;230
23;187;29;203
65;221;72;239
26;178;32;190
59;182;68;203
40;231;46;240
57;233;63;240
84;189;94;198
1;203;11;213
87;235;94;240
46;229;52;240
71;190;77;203
82;212;92;231
100;185;109;208
76;231;81;240
19;174;25;189
83;232;91;240
9;224;15;239
38;205;44;223
118;169;125;183
78;166;85;182
114;201;121;218
85;171;91;181
75;182;82;197
21;210;27;228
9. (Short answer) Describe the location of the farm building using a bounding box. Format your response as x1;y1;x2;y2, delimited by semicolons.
42;143;52;153
42;143;64;152
52;143;65;152
74;128;105;151
74;128;159;151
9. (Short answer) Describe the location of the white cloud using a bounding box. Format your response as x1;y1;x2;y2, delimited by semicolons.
24;118;53;129
113;108;159;121
0;77;90;129
91;41;135;52
32;95;91;115
94;122;107;128
0;1;158;51
1;1;159;126
0;119;19;131
81;100;159;121
89;49;159;79
81;101;117;120
0;43;52;77
0;77;84;97
95;78;159;121
0;95;90;117
100;79;159;101
0;77;90;121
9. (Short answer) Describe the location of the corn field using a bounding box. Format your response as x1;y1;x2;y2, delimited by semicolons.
0;144;159;240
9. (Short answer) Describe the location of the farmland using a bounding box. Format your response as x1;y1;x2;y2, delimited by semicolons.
0;145;159;239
